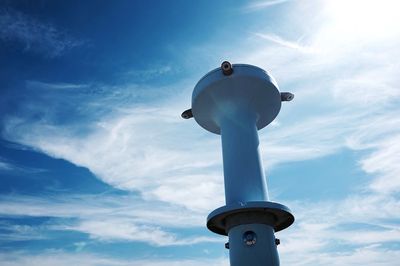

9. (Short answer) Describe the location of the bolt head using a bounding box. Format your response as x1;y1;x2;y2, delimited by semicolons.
243;231;257;246
221;61;233;75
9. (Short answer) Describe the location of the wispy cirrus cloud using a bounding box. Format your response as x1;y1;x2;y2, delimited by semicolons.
65;219;221;246
0;157;46;174
282;244;400;266
347;113;400;194
0;8;84;57
0;221;47;241
121;65;176;82
0;194;221;246
1;82;225;212
254;33;316;53
0;159;13;171
245;0;293;11
0;251;229;266
279;193;400;265
0;193;208;227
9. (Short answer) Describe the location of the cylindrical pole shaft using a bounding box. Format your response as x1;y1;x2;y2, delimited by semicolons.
220;110;269;204
228;223;279;266
219;108;279;266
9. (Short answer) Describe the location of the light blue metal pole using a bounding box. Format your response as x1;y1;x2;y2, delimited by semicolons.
182;61;295;266
220;109;269;204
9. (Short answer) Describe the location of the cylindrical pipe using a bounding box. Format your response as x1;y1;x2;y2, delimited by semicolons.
225;212;279;266
220;108;269;204
228;223;279;266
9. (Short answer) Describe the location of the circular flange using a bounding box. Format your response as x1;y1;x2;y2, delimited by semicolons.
207;201;294;236
191;64;282;135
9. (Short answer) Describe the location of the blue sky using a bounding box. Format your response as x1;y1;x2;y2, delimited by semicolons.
1;0;400;265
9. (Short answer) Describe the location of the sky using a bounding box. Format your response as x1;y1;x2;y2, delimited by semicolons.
0;0;400;265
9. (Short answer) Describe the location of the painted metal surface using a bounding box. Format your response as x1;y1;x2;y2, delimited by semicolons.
229;224;279;265
183;62;294;266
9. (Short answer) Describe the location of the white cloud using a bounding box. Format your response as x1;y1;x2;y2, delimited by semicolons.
260;112;356;167
0;157;46;174
277;194;400;265
361;134;400;193
0;194;205;228
2;101;225;212
344;112;400;194
281;244;400;266
0;160;13;170
0;8;83;57
254;33;316;54
0;221;46;241
121;65;175;82
245;0;292;11
0;251;229;266
26;81;89;91
0;194;223;246
65;219;221;246
331;68;400;107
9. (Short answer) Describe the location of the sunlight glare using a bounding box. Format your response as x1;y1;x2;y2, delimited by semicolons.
325;0;400;40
